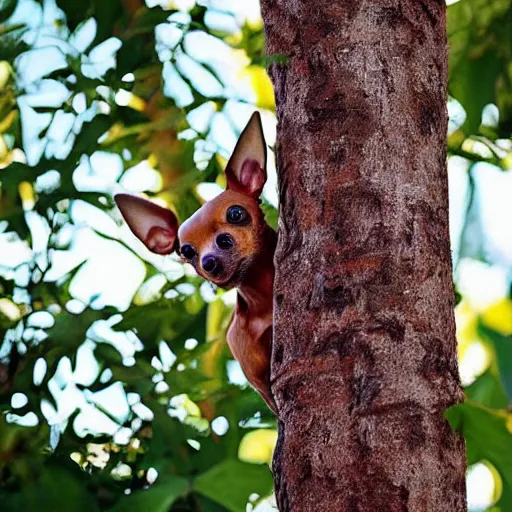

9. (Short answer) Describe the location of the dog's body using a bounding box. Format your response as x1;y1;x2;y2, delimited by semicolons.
224;224;275;413
115;113;276;414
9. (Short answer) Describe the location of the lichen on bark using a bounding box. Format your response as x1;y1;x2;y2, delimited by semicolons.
261;1;467;510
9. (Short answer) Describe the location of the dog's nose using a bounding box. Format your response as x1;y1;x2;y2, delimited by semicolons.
202;255;219;274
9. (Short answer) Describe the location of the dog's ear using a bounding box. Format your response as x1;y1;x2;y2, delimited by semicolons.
115;194;179;255
225;111;267;198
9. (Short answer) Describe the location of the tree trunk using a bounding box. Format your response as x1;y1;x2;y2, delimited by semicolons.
260;1;467;510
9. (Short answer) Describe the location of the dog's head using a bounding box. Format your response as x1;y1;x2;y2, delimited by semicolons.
115;112;268;289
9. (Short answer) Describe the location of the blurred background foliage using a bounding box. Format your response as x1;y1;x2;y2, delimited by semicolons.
0;0;511;511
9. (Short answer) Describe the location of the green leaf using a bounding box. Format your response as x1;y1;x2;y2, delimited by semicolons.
164;368;213;400
116;298;206;349
1;114;111;203
261;199;278;231
465;369;509;410
0;161;34;197
112;475;189;512
0;31;28;63
0;0;17;23
0;451;101;512
447;0;512;133
447;401;512;510
142;402;197;473
0;414;48;471
116;299;177;347
444;404;463;432
480;325;512;404
194;459;273;512
56;0;92;31
0;275;14;298
73;114;113;155
110;360;155;395
92;0;123;45
46;308;107;350
449;51;502;135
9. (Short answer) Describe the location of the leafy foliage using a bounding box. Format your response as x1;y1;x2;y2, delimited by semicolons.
448;0;512;134
0;0;511;511
0;0;275;510
445;8;512;508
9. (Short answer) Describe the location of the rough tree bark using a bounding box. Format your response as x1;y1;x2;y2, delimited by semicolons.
260;1;467;510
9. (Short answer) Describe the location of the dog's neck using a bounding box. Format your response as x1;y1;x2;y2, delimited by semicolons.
237;225;276;316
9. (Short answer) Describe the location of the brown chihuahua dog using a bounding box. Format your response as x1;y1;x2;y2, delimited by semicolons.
115;112;276;414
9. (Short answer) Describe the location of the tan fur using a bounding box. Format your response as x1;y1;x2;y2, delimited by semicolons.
179;190;276;413
227;309;274;413
178;190;265;284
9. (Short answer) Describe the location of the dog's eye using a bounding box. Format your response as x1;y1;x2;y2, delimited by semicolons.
227;205;248;224
180;244;196;260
